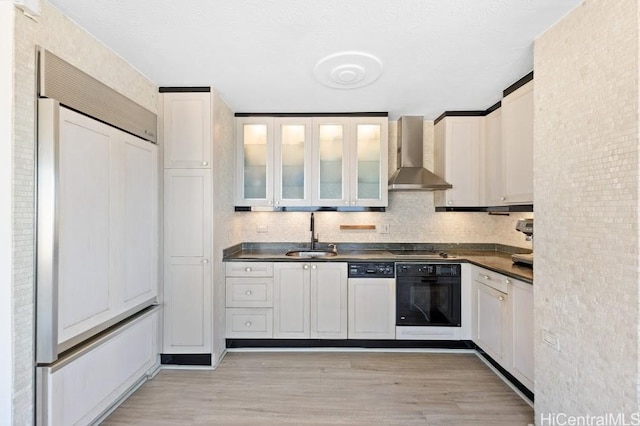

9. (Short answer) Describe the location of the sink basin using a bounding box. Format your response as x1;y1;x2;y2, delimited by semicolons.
285;250;338;258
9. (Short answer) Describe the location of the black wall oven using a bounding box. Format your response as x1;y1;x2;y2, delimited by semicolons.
396;263;461;327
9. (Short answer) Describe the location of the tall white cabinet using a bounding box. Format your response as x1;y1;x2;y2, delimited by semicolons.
161;90;213;357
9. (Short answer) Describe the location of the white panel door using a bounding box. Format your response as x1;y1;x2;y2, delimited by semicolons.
501;81;534;204
484;108;504;206
38;309;159;426
163;169;211;353
310;263;347;339
57;108;114;344
474;281;509;365
273;263;310;338
122;134;158;307
510;280;534;390
348;278;395;339
163;92;211;168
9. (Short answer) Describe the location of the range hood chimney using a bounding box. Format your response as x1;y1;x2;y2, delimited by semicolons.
388;116;452;191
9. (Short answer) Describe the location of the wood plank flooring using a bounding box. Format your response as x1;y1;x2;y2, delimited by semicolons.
102;351;534;425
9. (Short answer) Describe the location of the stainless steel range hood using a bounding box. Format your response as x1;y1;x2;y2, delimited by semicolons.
388;116;452;191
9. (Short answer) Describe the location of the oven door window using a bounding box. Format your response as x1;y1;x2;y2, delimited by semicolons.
396;278;461;326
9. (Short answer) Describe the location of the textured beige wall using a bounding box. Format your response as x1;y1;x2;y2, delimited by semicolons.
12;2;157;422
226;120;533;250
1;4;15;424
211;90;236;363
534;0;639;420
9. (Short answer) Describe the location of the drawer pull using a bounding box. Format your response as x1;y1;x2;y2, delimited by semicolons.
245;321;252;327
498;296;506;301
202;259;209;264
245;290;252;296
201;161;208;166
245;267;252;272
483;275;490;280
505;279;511;284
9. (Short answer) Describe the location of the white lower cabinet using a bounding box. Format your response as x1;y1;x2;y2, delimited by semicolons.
37;308;159;426
473;275;509;365
348;277;395;339
472;266;533;392
510;279;534;391
225;262;274;338
273;262;348;339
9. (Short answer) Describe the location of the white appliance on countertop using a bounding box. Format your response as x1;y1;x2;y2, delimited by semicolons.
512;218;534;266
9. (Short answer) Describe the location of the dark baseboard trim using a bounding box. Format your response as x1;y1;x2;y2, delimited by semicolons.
475;345;534;402
226;339;475;350
160;353;212;366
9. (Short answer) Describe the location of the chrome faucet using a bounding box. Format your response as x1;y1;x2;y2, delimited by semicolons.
310;212;318;250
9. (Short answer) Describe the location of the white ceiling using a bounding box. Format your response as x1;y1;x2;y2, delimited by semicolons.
47;0;582;119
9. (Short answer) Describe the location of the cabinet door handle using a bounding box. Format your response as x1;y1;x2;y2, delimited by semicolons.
505;279;511;285
501;196;506;201
498;295;505;301
448;201;453;205
245;290;252;296
202;259;209;264
201;161;208;166
303;264;309;270
245;267;252;272
344;201;349;205
311;264;317;270
245;321;252;327
483;275;490;280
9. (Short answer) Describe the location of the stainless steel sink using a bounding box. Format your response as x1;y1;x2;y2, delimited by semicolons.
285;250;338;258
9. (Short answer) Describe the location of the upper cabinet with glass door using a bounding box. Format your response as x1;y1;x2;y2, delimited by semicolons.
236;115;388;208
235;117;274;207
351;118;388;207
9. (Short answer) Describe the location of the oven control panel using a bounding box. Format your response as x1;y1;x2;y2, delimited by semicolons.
396;263;461;277
348;262;395;278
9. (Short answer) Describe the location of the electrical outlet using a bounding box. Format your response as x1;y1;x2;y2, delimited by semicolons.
257;225;268;234
380;224;390;234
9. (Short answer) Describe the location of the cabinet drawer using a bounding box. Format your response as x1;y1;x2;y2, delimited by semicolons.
226;262;273;277
226;277;273;307
226;308;273;338
474;267;509;294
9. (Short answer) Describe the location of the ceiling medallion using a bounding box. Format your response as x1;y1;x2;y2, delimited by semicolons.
314;51;383;89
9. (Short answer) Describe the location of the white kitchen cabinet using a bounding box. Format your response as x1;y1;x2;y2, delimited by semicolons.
272;262;348;339
163;169;212;353
509;279;534;391
473;277;509;365
310;263;348;339
235;116;388;207
501;80;533;204
273;263;311;338
434;116;484;207
484;108;505;206
162;91;211;168
348;277;395;339
225;262;274;338
312;117;388;207
472;266;534;392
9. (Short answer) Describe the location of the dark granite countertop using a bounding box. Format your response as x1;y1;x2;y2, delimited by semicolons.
223;243;533;284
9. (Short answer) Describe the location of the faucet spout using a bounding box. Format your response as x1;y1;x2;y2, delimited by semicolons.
310;213;317;250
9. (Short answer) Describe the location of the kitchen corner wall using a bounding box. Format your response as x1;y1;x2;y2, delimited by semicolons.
225;120;533;249
535;0;639;419
12;2;157;423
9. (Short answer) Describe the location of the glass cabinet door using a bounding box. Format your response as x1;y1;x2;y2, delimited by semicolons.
352;118;388;206
274;118;312;206
235;117;273;206
312;118;350;206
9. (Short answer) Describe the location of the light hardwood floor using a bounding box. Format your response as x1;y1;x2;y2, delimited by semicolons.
102;351;534;425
